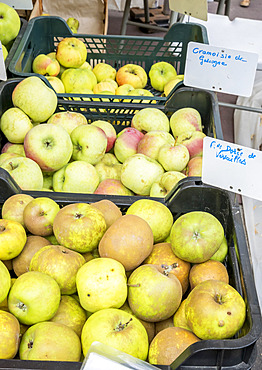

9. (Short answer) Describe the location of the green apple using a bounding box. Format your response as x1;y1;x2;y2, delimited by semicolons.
126;199;173;243
115;84;134;95
2;44;8;60
137;130;175;160
76;257;127;312
116;64;147;89
19;321;81;361
0;2;20;45
8;271;61;325
170;107;202;138
53;160;100;193
163;74;184;97
93;62;116;83
81;308;149;359
210;236;228;262
56;37;87;68
0;260;11;303
93;81;116;94
46;76;65;93
0;107;33;144
185;279;246;340
66;17;79;33
173;299;192;331
42;172;53;190
149;61;177;92
95;153;122;182
30;244;85;295
61;68;97;93
127;88;155;103
32;54;60;77
157;143;190;172
0;310;20;359
150;171;187;198
170;211;225;263
12;76;57;123
131;107;170;133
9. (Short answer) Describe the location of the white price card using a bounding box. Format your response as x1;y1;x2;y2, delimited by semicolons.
0;42;7;82
184;42;259;97
169;0;207;21
1;0;33;9
202;137;262;201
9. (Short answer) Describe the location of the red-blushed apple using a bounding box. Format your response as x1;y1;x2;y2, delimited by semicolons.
137;130;175;160
46;76;66;93
24;123;73;172
116;64;148;89
150;171;187;198
170;107;202;137
157;143;190;172
56;37;87;68
95;153;122;182
92;63;117;83
91;120;117;152
1;142;25;156
0;152;21;166
1;193;34;227
61;68;97;93
176;131;206;158
170;211;225;263
186;156;203;177
47;111;87;135
185;279;246;340
149;61;177;92
71;124;107;165
0;310;20;359
121;153;164;196
81;308;149;359
52;160;100;193
0;156;44;190
131;107;170;133
23;197;60;236
94;179;134;195
0;107;33;144
32;54;60;77
114;127;144;163
128;264;182;322
53;203;107;253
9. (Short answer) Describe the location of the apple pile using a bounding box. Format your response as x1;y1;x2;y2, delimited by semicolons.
0;76;205;197
31;36;184;98
0;195;246;365
0;2;21;62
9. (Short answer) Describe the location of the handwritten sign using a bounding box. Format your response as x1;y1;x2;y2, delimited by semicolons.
184;42;258;97
168;0;207;21
0;42;7;82
202;137;262;201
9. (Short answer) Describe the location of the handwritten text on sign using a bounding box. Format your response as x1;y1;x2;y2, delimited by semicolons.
184;42;258;97
202;137;262;201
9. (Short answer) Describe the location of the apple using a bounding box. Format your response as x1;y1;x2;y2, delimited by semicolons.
0;219;26;261
50;295;87;337
173;299;191;331
91;120;117;152
32;54;60;77
24;123;73;172
126;199;173;243
0;152;21;166
176;131;206;158
12;235;51;277
56;37;87;68
186;156;203;177
99;214;154;271
94;179;134;195
0;310;20;359
114;127;144;163
30;244;86;295
71;124;107;165
0;107;33;144
66;17;79;33
148;327;200;365
8;271;61;325
0;260;11;303
81;308;149;359
121;153;164;196
12;76;57;123
0;2;20;45
2;44;8;60
1;193;34;227
1;142;25;156
116;64;148;89
185;279;246;340
61;68;97;93
102;78;118;90
155;316;174;335
0;156;43;190
19;321;81;361
76;257;127;312
170;107;202;137
131;107;170;133
93;81;116;94
189;259;229;290
115;84;134;95
53;160;100;193
46;76;66;93
53;202;107;253
149;61;177;92
23;197;60;236
92;62;116;83
91;199;122;230
170;211;225;263
137;130;175;160
79;61;92;69
150;171;187;198
157;143;190;172
95;153;122;182
47;111;87;134
163;74;184;97
128;264;182;322
210;236;228;262
126;88;155;104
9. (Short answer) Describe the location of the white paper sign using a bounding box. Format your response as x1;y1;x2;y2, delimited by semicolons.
169;0;207;21
1;0;33;9
184;42;259;97
202;136;262;201
0;42;7;82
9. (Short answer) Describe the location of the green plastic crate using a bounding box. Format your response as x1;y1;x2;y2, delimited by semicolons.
8;16;208;105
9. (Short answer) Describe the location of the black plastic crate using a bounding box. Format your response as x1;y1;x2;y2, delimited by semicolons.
8;16;208;105
0;178;261;369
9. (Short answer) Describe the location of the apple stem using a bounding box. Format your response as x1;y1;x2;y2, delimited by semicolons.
127;283;141;287
114;318;133;332
28;340;34;349
161;263;179;276
214;293;223;305
17;302;27;312
0;225;5;232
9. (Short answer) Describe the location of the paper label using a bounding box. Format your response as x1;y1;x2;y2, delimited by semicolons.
202;137;262;201
0;42;7;82
184;42;259;97
2;0;33;9
168;0;207;21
